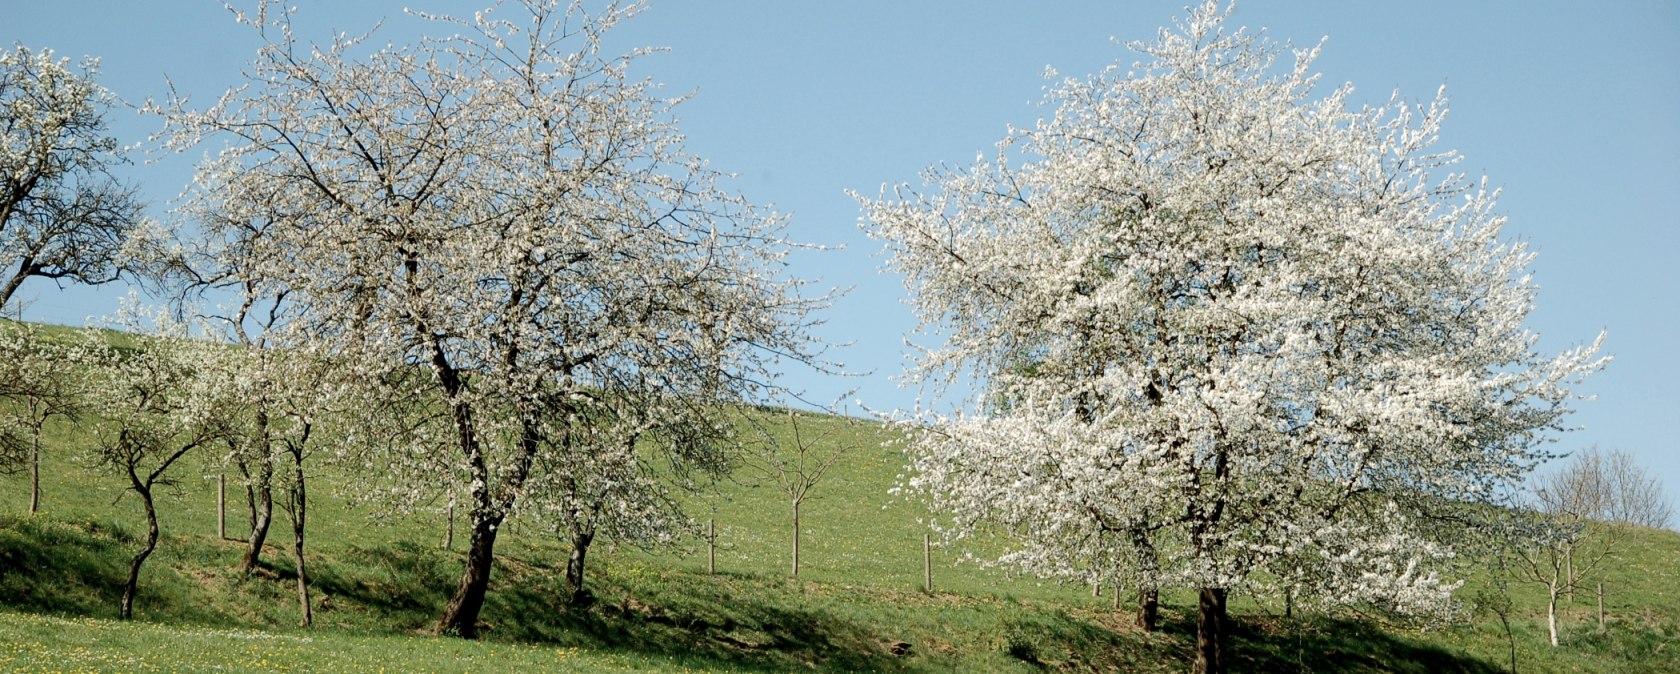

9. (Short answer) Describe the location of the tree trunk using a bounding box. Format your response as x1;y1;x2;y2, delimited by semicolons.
0;263;32;311
1137;585;1160;632
288;458;311;627
435;513;501;638
1547;584;1560;647
1129;525;1160;632
120;487;160;620
791;499;801;577
566;527;595;606
240;449;274;574
1193;587;1228;674
443;491;456;550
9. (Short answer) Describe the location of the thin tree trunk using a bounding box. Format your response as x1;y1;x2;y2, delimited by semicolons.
1194;587;1228;674
436;512;501;638
443;491;455;550
240;447;274;574
565;527;595;606
1547;584;1560;647
288;456;311;627
791;499;801;577
120;487;160;620
1597;582;1604;631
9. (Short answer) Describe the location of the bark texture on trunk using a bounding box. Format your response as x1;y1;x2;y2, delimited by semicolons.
1128;525;1159;632
1193;587;1228;674
435;514;501;638
289;459;311;627
791;500;801;577
120;488;160;620
565;528;595;607
1136;586;1160;632
1547;584;1560;646
240;449;274;574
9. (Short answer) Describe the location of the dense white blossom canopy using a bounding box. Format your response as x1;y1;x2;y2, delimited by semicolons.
860;2;1604;618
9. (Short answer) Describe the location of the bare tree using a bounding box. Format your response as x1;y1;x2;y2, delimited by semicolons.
0;45;145;310
1596;448;1673;530
1506;447;1669;646
740;408;861;577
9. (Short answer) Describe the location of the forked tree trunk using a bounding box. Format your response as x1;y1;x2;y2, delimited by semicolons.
1194;587;1228;674
436;512;501;637
1137;585;1160;632
120;487;161;620
566;527;595;606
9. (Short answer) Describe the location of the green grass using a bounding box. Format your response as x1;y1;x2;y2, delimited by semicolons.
1;323;1678;672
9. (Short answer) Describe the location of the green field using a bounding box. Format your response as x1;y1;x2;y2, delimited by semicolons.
0;327;1676;673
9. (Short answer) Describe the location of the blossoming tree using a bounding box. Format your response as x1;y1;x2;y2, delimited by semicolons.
84;311;237;620
166;0;826;637
858;4;1604;672
0;45;145;309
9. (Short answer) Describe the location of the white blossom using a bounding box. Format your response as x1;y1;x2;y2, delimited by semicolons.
859;0;1604;628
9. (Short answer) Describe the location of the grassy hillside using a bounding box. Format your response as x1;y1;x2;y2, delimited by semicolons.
1;325;1677;672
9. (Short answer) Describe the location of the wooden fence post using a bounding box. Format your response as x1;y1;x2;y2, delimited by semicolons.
923;532;932;593
707;518;716;575
217;473;226;540
1598;582;1605;630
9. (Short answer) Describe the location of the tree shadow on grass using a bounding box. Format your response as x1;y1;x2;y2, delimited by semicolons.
0;514;129;616
1227;615;1506;674
308;540;455;625
0;518;1518;673
482;566;917;673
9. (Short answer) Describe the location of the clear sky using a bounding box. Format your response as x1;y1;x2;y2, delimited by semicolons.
6;1;1677;517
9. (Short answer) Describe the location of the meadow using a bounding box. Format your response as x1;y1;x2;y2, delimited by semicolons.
0;328;1676;673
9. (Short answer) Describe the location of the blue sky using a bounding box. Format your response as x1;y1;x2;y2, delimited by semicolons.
6;1;1677;516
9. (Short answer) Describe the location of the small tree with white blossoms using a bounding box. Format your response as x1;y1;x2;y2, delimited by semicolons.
858;4;1604;672
165;0;827;637
0;322;91;514
83;310;238;620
